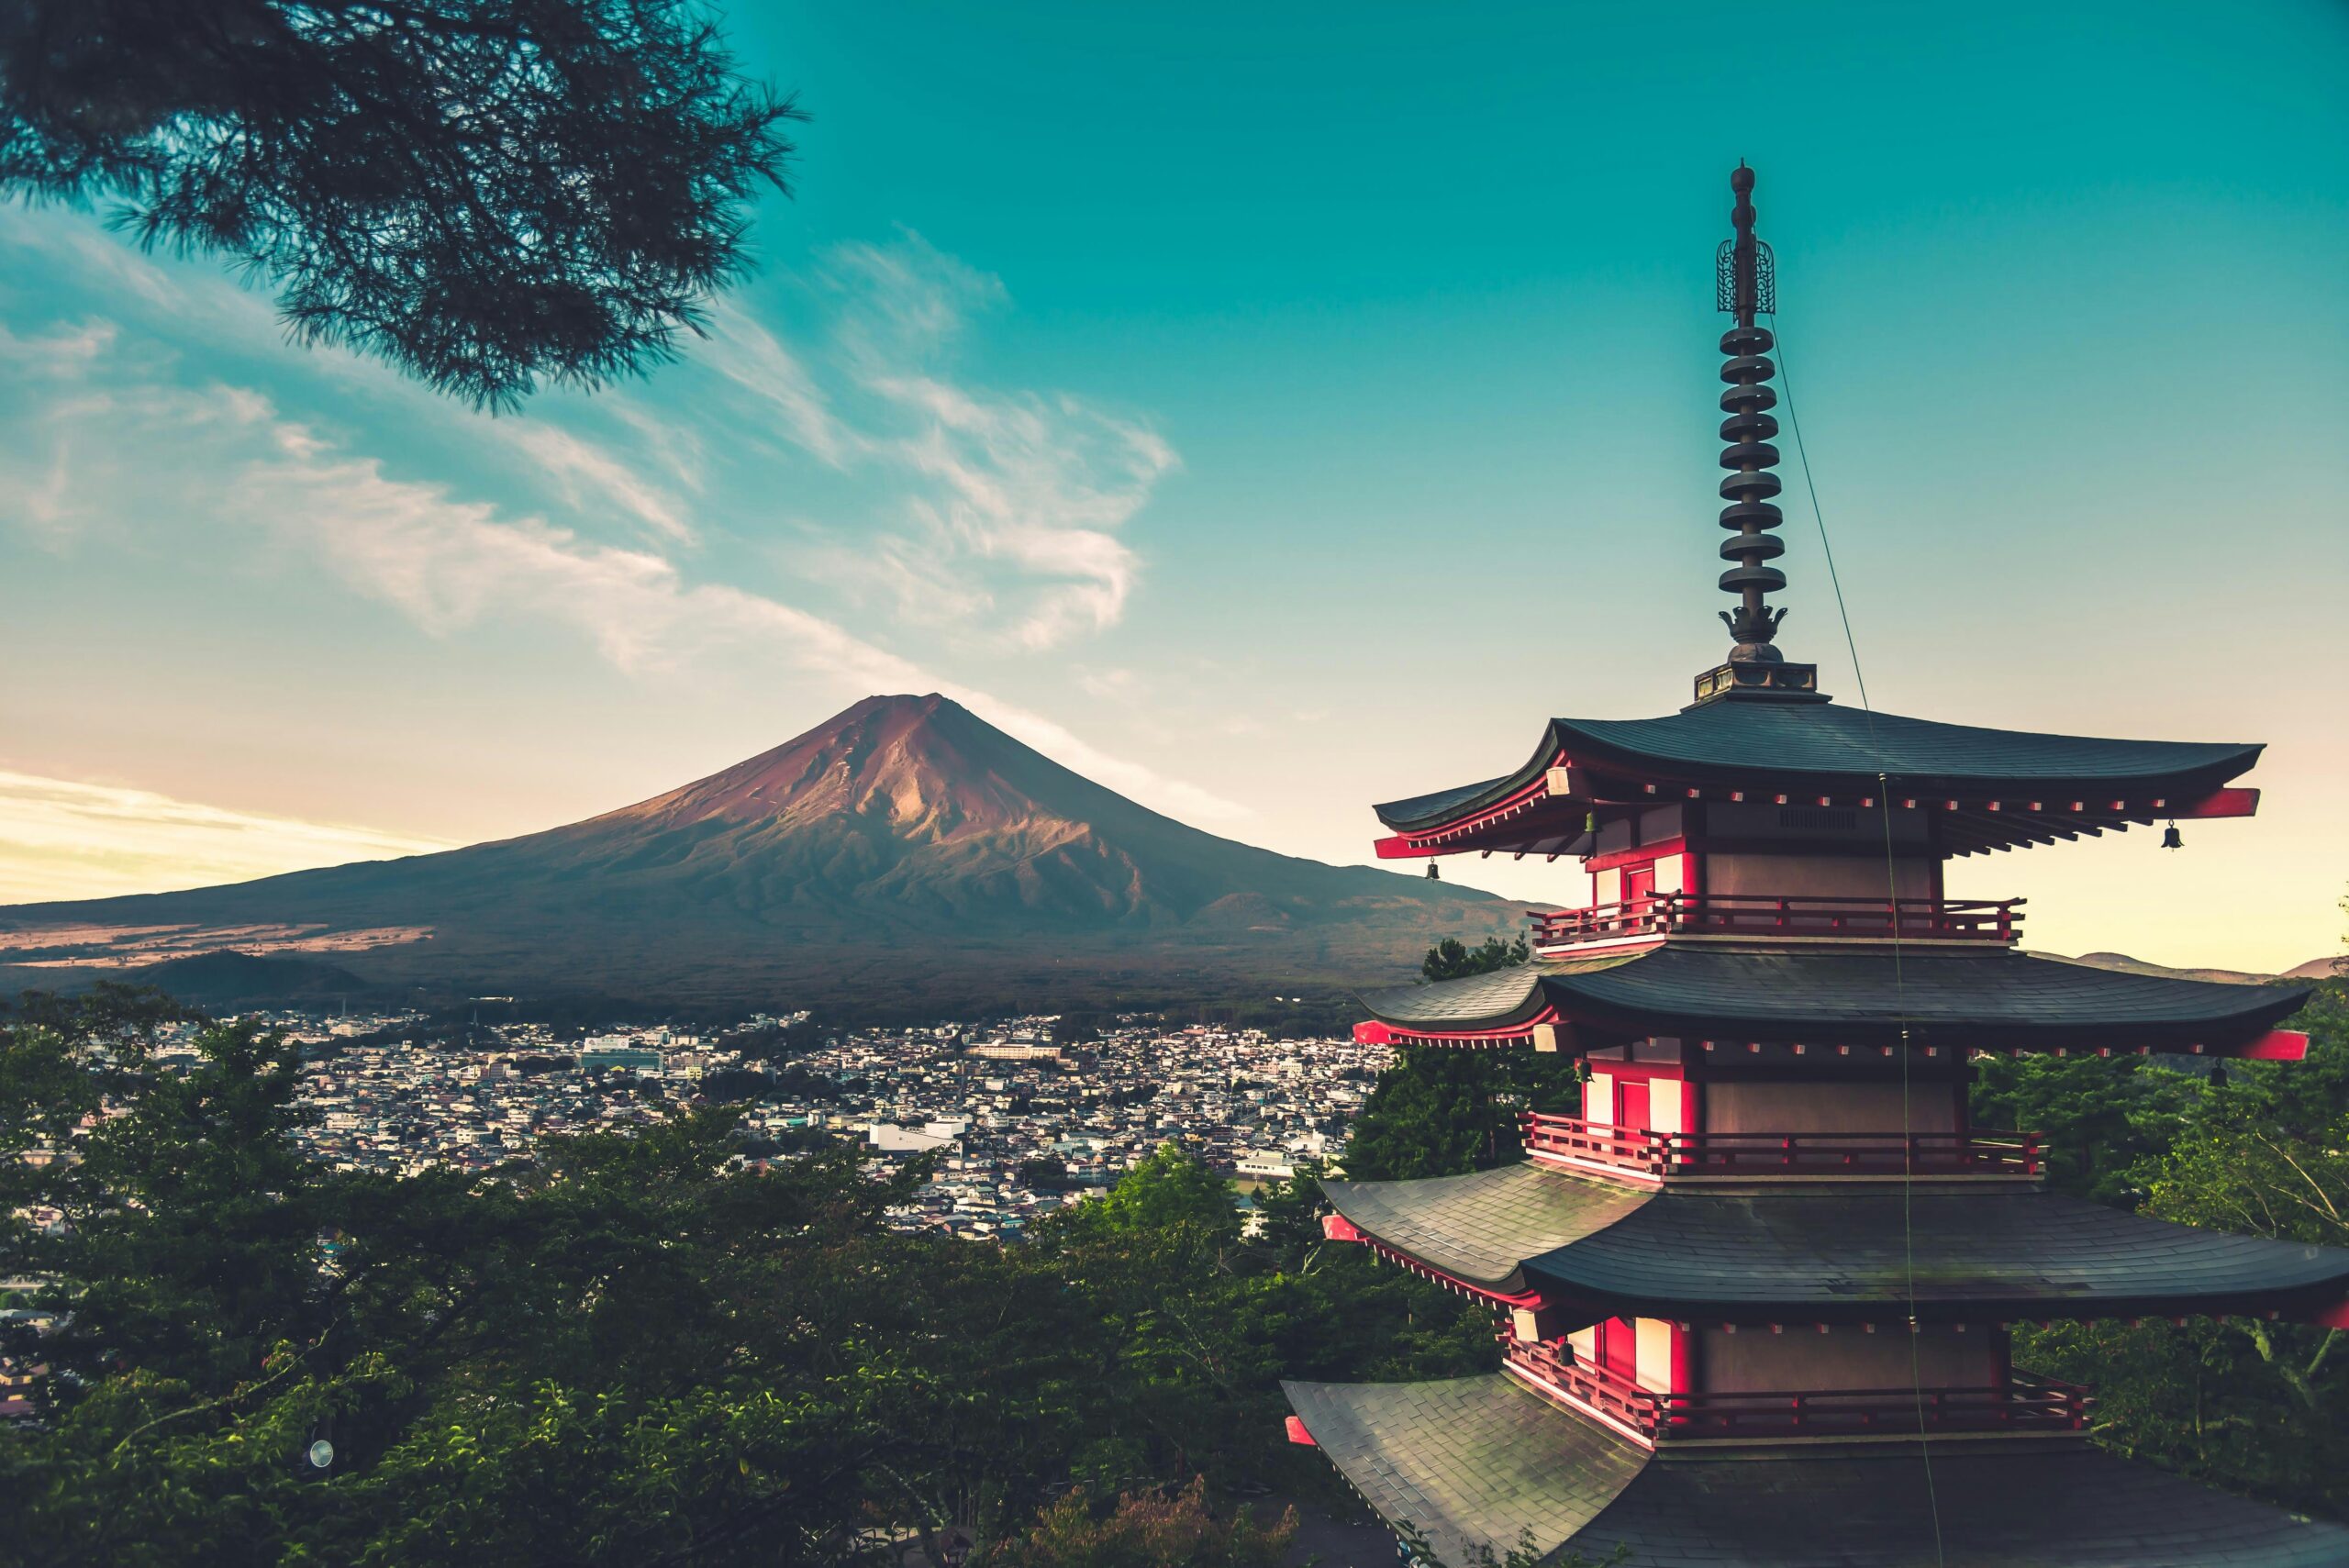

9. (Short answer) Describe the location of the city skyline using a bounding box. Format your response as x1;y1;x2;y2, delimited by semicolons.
5;1;2344;973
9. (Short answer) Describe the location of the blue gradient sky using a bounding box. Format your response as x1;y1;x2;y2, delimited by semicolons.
3;1;2343;970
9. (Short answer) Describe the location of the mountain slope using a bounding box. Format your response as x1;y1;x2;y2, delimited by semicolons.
2063;951;2342;986
0;695;1520;1009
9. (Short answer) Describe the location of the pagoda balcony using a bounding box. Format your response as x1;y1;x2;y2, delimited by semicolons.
1520;1112;2044;1183
1531;893;2023;951
1507;1340;2092;1445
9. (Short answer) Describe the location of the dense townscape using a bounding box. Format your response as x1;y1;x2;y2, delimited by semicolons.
238;1010;1385;1238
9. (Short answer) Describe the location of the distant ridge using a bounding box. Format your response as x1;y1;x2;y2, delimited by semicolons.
120;951;379;1007
2059;951;2342;986
0;695;1521;1014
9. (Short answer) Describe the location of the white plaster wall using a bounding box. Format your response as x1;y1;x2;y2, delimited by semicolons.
1635;1318;1675;1392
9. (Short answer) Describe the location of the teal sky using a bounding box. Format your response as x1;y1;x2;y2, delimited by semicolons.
3;1;2344;972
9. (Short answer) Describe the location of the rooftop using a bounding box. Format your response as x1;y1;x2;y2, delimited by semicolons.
1354;946;2310;1054
1320;1162;2349;1321
1286;1373;2349;1568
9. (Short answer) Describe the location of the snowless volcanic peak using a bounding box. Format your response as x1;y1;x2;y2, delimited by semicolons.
598;694;1100;839
0;692;1527;1006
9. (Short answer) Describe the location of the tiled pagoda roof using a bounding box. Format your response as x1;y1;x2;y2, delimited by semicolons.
1355;947;2310;1051
1375;703;2263;832
1318;1163;1645;1294
1320;1164;2349;1321
1286;1373;2349;1567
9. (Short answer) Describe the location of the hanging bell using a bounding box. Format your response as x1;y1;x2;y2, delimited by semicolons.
2161;822;2183;851
1426;861;1441;880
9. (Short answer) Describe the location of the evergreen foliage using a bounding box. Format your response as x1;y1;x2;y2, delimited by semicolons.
1007;1478;1293;1568
0;994;1487;1564
0;0;799;406
1419;935;1530;983
2004;973;2349;1517
1342;1048;1582;1181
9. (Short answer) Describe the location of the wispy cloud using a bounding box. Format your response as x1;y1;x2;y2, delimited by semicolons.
0;771;454;905
698;302;853;466
808;230;1177;651
499;422;696;545
0;208;1235;915
237;417;1241;818
0;325;1244;828
3;208;1180;656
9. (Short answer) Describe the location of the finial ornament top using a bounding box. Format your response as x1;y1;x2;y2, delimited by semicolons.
1690;164;1819;705
1715;163;1787;661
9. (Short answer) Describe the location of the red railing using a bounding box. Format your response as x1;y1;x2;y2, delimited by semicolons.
1520;1113;2043;1179
1531;893;2022;948
1508;1340;2092;1441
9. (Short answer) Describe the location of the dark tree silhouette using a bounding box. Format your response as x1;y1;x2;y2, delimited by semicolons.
1;0;801;407
1419;933;1530;983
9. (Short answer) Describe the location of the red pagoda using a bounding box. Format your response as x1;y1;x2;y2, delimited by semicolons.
1283;167;2349;1566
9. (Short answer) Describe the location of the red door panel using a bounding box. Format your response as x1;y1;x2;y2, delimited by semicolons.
1599;1318;1638;1380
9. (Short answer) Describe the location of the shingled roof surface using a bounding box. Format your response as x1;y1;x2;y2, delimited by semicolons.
1288;1375;2349;1568
1357;947;2310;1049
1374;702;2263;831
1528;1187;2349;1319
1319;1165;2349;1319
1318;1164;1647;1292
1280;1375;1649;1568
1575;1440;2349;1567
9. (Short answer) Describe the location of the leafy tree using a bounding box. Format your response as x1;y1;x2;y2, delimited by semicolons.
1019;1156;1073;1191
1343;1047;1582;1180
0;986;940;1565
1057;1143;1239;1244
1998;967;2349;1518
1053;1012;1108;1046
2;0;800;406
2011;1093;2349;1517
1007;1478;1294;1568
1969;1051;2200;1205
697;1064;774;1102
1;1007;1498;1566
1420;935;1530;983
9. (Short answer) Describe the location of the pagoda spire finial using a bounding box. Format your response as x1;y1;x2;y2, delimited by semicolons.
1692;163;1821;705
1717;162;1786;660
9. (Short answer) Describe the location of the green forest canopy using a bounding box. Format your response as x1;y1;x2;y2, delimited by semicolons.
4;956;2346;1562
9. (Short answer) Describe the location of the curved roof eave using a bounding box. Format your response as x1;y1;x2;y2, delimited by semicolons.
1319;1168;2349;1324
1374;705;2265;835
1320;1165;1651;1293
1357;949;2311;1051
1287;1374;2349;1568
1524;1188;2349;1322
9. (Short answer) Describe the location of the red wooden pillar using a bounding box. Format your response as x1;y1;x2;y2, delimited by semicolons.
1670;1320;1698;1396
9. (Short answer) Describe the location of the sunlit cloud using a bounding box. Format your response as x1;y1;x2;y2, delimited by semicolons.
0;328;1246;836
0;771;454;905
500;422;696;545
0;205;1238;918
699;302;853;465
234;417;1241;819
813;231;1177;651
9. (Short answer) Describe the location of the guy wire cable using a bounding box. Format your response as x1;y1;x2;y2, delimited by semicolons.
1767;310;1947;1568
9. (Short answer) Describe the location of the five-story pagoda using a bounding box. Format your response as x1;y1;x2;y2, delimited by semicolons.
1283;167;2349;1567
